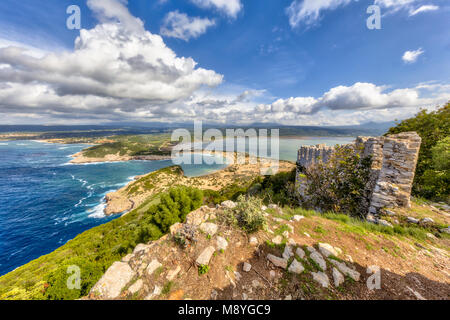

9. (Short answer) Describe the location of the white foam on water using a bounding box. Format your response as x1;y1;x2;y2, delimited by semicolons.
88;202;107;219
0;143;8;146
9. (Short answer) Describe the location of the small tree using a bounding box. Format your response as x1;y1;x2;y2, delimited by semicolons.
302;145;372;218
153;186;203;232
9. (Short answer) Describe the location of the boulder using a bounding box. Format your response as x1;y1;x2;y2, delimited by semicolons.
288;259;304;274
318;243;340;257
310;251;327;271
243;262;252;272
216;236;228;251
282;245;294;260
421;217;434;224
407;217;419;224
330;260;360;281
90;262;135;299
200;223;218;236
147;259;162;276
292;215;305;222
332;268;344;287
312;271;329;288
295;247;306;259
267;254;288;269
196;246;215;266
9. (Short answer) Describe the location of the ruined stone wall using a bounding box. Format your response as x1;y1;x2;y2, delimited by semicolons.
368;132;421;215
297;144;334;168
295;132;421;217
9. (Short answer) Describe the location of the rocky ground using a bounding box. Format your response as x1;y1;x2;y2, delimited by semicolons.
87;201;450;300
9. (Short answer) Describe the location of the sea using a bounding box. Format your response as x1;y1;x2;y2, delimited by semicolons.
0;136;354;276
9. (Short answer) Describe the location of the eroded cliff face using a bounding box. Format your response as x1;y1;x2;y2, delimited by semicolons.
295;132;422;219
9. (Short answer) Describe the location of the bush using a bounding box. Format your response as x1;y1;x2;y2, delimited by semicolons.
225;195;267;233
257;169;298;206
43;258;103;300
301;145;372;218
153;186;203;232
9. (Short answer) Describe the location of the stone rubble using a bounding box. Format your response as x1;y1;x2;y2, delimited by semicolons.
196;246;215;266
310;251;327;271
267;254;288;269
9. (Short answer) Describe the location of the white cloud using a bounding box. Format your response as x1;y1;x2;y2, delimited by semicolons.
375;0;440;16
286;0;354;28
160;11;216;41
190;0;243;18
0;0;223;122
402;48;424;63
409;4;439;16
253;82;448;122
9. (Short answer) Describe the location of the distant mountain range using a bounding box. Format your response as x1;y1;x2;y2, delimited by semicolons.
0;121;396;138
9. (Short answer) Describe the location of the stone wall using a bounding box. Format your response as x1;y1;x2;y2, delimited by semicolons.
295;132;422;217
368;132;422;216
297;144;334;169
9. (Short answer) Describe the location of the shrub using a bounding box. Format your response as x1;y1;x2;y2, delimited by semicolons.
198;265;210;276
153;186;203;232
43;258;103;300
301;145;372;218
225;195;267;233
255;169;299;206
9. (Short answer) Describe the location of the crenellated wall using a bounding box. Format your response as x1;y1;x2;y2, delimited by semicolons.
295;132;422;218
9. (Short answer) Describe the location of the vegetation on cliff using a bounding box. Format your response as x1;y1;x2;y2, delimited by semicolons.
387;103;449;202
0;184;204;300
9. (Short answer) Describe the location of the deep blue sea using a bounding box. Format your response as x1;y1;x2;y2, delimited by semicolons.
0;136;354;276
0;140;228;276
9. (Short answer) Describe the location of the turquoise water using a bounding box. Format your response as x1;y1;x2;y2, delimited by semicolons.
0;137;354;276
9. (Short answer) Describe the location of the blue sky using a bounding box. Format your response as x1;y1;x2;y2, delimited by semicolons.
0;0;448;125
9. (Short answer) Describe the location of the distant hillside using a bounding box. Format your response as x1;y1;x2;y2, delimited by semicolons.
0;121;394;139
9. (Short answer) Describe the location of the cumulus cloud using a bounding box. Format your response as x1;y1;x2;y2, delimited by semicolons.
286;0;354;28
0;0;223;122
190;0;243;18
254;82;448;118
402;48;424;63
160;11;216;41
